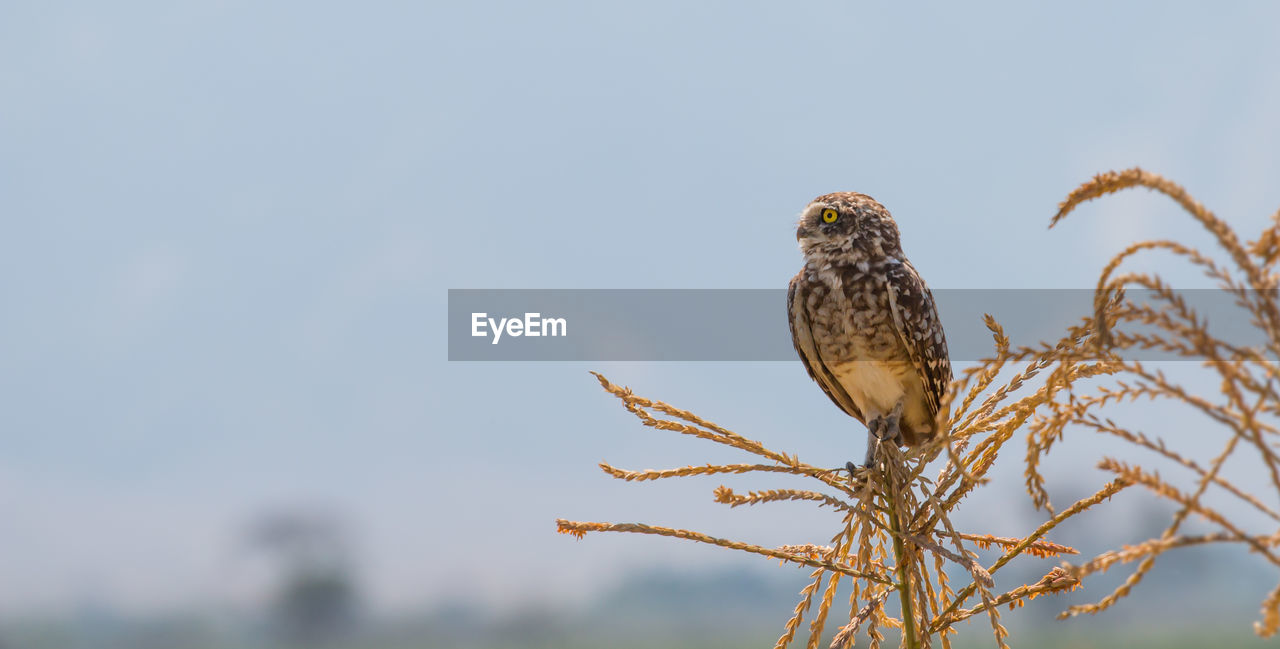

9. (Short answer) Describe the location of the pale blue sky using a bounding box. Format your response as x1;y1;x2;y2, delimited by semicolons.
2;0;1279;620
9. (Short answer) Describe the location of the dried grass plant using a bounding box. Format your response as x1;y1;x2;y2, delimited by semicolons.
557;168;1280;648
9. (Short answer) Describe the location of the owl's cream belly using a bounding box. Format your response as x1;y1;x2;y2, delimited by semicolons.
831;360;934;441
832;361;906;419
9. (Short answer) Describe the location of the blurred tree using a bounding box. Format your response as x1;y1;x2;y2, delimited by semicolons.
248;509;359;646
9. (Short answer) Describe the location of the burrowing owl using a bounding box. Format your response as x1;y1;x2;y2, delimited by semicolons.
787;193;951;469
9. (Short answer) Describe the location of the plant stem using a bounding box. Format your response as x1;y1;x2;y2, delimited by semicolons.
886;479;920;649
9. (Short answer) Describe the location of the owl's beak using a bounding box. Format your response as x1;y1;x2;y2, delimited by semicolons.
796;224;809;242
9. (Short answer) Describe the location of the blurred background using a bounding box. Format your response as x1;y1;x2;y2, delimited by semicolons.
3;2;1280;647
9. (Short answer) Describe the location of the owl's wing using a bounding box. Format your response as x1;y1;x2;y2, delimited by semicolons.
788;273;867;425
884;261;952;420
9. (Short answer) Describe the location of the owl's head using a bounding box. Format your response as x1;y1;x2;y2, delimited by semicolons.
795;192;903;259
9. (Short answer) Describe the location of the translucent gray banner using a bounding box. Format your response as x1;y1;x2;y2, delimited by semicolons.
447;289;1273;361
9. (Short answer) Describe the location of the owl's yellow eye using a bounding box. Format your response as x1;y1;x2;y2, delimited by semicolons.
821;208;839;223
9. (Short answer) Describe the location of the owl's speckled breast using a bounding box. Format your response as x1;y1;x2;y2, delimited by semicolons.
801;262;907;366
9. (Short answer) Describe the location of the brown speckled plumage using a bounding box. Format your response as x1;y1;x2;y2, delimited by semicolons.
787;192;951;465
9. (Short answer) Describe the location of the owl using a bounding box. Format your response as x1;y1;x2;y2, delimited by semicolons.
787;192;951;470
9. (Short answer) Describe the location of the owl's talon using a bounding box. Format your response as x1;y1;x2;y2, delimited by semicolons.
843;462;873;487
